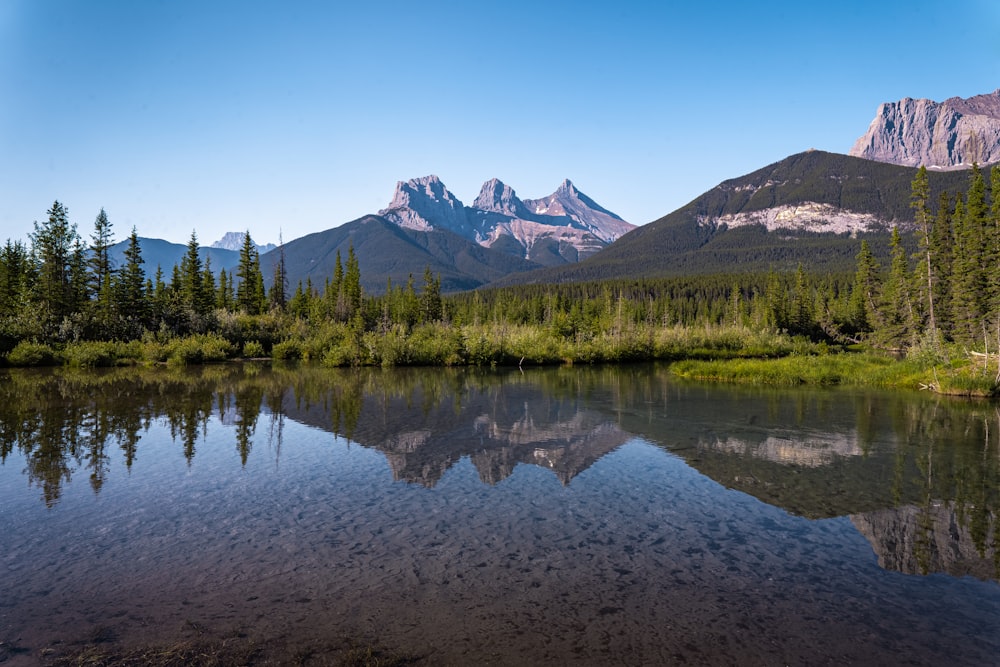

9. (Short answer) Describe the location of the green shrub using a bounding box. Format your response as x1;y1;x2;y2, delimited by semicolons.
271;339;303;360
242;340;266;358
165;334;235;366
5;341;59;367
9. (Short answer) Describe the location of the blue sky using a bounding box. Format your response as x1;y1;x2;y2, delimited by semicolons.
1;0;998;246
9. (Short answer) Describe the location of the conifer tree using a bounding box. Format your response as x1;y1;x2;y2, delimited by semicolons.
951;167;988;345
931;192;955;338
345;244;362;316
236;231;264;314
31;201;80;319
269;234;287;311
877;227;916;349
0;240;32;318
420;265;442;323
849;240;880;334
910;166;938;341
116;227;147;324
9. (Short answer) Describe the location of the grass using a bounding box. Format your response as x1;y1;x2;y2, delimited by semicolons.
670;350;999;395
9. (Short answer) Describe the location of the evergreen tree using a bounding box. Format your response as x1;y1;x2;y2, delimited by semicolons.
30;201;80;319
236;231;264;314
910;166;938;341
0;240;32;317
116;227;147;324
344;244;362;316
931;192;955;338
951;167;988;345
179;231;210;315
269;234;287;311
420;265;442;323
789;264;812;335
877;227;916;349
849;240;880;334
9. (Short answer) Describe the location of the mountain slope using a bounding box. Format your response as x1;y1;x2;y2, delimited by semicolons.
108;237;240;276
494;151;977;285
260;215;541;294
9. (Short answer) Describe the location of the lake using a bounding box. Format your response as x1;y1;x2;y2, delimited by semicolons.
0;363;997;666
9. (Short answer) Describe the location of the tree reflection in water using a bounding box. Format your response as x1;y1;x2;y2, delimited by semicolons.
0;363;996;580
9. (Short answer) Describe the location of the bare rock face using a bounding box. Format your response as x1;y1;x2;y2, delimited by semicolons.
378;175;471;234
378;175;635;265
522;179;635;243
471;178;531;218
850;90;1000;169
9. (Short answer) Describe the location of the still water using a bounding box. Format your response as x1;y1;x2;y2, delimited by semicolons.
0;363;997;665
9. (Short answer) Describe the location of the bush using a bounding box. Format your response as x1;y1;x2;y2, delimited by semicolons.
165;334;235;366
5;341;59;367
242;340;266;358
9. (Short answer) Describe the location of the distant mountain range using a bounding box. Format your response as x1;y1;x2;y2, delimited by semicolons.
104;90;999;294
378;176;634;266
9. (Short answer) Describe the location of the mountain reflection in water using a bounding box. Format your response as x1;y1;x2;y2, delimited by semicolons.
0;363;997;665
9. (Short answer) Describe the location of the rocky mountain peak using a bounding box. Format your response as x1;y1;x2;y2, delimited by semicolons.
850;90;1000;169
378;175;469;233
471;178;529;217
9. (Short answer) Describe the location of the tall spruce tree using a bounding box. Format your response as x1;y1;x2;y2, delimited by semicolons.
910;166;938;341
951;166;988;345
849;239;880;335
236;231;265;314
116;227;147;324
31;201;81;320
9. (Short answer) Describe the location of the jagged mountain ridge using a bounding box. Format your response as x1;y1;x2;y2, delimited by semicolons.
850;90;1000;169
378;176;635;266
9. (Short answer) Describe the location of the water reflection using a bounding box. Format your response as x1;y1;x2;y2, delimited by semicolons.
0;363;997;584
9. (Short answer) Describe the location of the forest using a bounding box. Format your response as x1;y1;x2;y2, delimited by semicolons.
1;164;998;394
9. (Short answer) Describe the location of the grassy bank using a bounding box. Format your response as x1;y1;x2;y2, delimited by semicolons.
670;351;999;396
1;323;808;369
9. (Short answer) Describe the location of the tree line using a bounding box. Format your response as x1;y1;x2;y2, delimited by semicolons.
0;163;996;363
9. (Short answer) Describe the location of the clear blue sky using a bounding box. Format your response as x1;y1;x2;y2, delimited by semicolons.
1;0;998;246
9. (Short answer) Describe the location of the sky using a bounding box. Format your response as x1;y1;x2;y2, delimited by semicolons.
1;0;999;247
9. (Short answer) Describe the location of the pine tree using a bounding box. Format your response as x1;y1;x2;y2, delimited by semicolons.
344;244;362;317
179;231;209;315
269;234;287;311
951;166;988;345
849;240;880;335
931;192;955;339
0;240;32;317
236;231;264;314
30;201;80;319
910;166;938;342
877;227;916;349
420;265;442;323
116;227;147;324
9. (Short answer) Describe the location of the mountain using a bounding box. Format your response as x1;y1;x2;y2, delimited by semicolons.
210;231;276;254
850;90;1000;169
493;150;976;285
107;237;241;276
260;215;541;294
378;175;634;266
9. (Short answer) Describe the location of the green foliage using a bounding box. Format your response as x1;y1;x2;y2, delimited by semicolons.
5;341;59;367
242;340;266;358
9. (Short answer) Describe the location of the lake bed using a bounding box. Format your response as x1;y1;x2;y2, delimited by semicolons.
0;364;997;665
